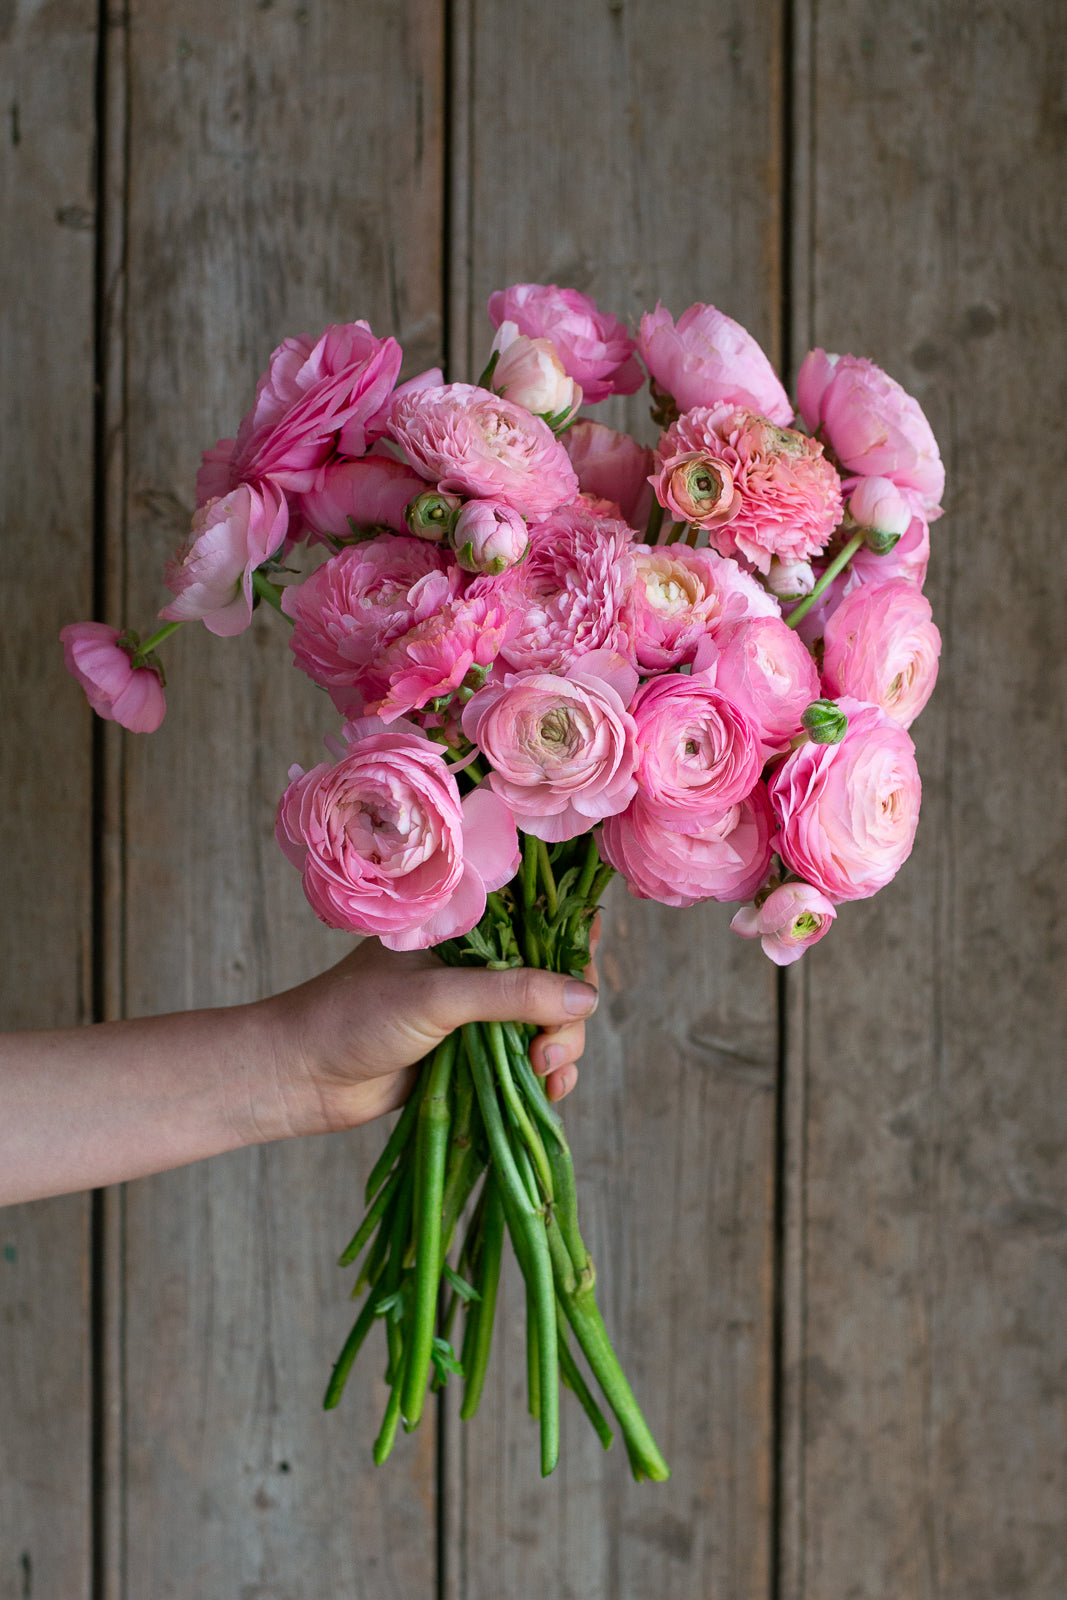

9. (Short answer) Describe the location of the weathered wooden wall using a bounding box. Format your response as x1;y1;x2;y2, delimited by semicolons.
1;2;1063;1597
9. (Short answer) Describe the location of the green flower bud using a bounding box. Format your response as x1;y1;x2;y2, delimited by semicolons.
801;699;849;744
863;525;902;556
405;490;462;541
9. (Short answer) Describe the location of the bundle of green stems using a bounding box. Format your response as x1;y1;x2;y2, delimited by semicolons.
323;831;670;1482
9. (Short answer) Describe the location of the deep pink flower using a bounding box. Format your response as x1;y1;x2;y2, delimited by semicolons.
821;579;941;729
602;784;774;907
159;482;289;636
461;653;639;842
298;457;428;544
562;420;653;527
637;302;793;425
711;615;821;758
630;544;778;673
60;622;166;733
487;283;643;404
197;322;403;502
656;406;843;573
629;668;763;822
731;882;836;965
769;698;921;902
796;350;945;515
371;593;514;723
388;382;578;516
275;718;519;951
470;504;637;673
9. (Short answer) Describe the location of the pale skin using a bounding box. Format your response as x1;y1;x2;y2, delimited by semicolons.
0;931;600;1208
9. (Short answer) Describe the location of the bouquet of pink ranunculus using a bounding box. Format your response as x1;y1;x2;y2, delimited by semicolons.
61;282;943;1480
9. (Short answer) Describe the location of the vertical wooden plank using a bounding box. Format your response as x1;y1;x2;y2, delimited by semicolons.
783;2;1067;1596
0;4;97;1596
446;5;783;1596
106;3;445;1594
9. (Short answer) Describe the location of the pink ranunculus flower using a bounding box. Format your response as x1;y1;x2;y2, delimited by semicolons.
821;579;941;729
298;457;429;544
731;882;837;965
487;283;643;404
61;622;167;733
371;593;514;724
388;382;579;516
637;302;793;425
846;474;913;542
765;557;816;600
197;322;403;503
630;543;779;673
769;697;921;902
275;718;519;951
651;449;741;530
796;350;945;515
657;405;843;574
629;668;763;822
562;420;653;528
461;652;639;843
711;615;821;758
470;504;637;673
451;498;529;574
282;535;460;716
784;501;931;651
160;481;289;637
363;366;445;448
602;783;774;907
490;323;582;423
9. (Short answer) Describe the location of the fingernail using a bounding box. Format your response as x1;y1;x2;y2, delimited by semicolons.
544;1043;564;1070
564;980;598;1016
548;1065;576;1102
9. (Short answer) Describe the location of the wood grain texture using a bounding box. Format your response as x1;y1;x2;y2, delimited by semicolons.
782;2;1067;1595
105;3;445;1594
0;4;97;1596
445;4;783;1594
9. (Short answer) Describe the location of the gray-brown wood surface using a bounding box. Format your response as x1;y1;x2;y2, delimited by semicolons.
1;2;1063;1596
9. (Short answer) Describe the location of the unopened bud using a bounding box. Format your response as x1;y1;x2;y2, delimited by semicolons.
848;476;912;556
765;556;816;600
452;499;529;574
491;322;582;426
801;699;849;744
405;490;462;541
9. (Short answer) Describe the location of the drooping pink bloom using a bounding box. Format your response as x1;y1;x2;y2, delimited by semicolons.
490;323;582;422
655;406;843;573
451;498;529;574
370;593;514;723
60;622;166;733
298;457;428;544
602;783;774;907
562;420;653;528
197;322;403;502
629;668;763;822
821;579;941;729
389;382;579;516
637;302;793;425
275;718;519;951
487;283;643;403
769;698;921;902
630;543;778;673
796;350;945;515
282;535;460;716
731;882;836;965
470;504;637;673
461;653;639;842
159;482;289;636
711;615;821;757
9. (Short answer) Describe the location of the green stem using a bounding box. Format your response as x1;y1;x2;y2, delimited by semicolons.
526;1283;542;1420
339;1162;403;1267
644;497;665;544
252;568;292;620
459;1176;505;1420
535;838;558;918
364;1081;424;1205
129;619;182;664
373;1346;409;1465
556;1303;613;1450
322;1293;379;1409
784;529;865;630
401;1034;457;1429
521;834;541;967
487;1022;553;1204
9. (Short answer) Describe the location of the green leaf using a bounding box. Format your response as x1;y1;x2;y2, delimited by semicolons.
443;1263;482;1304
430;1336;465;1382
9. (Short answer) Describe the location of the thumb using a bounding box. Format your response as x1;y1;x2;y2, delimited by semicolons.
426;964;599;1035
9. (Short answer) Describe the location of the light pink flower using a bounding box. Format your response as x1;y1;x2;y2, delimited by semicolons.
160;481;289;637
821;579;940;729
731;882;836;965
490;323;582;422
630;668;763;822
60;622;166;733
630;543;778;673
451;499;529;574
796;350;944;515
282;535;460;716
275;719;519;951
769;698;921;902
371;593;514;723
487;283;643;404
602;784;774;907
298;457;428;544
656;406;843;573
461;653;639;842
562;420;653;527
470;504;637;673
847;475;913;541
711;616;821;758
637;302;793;425
389;382;578;515
197;322;403;502
765;557;816;600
